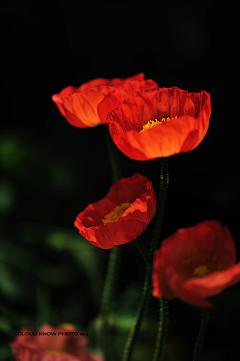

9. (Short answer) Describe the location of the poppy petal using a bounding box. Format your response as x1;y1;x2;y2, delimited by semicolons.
98;79;157;123
52;86;116;127
52;73;147;128
106;87;211;160
74;173;157;249
152;220;239;307
10;324;103;361
184;263;240;298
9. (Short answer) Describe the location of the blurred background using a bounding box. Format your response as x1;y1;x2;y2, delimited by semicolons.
0;0;240;360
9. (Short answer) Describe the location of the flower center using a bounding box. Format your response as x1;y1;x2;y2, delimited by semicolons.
102;201;133;224
192;265;211;277
45;350;75;357
179;255;225;280
140;116;177;133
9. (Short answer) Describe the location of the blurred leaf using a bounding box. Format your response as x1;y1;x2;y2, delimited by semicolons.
0;181;15;214
44;163;75;194
0;135;36;177
113;314;136;332
0;237;40;273
0;132;85;201
116;284;143;313
0;317;15;336
0;262;22;299
0;344;14;360
0;137;25;171
0;302;34;330
47;230;94;252
47;231;71;250
36;264;76;286
35;285;50;329
47;230;103;305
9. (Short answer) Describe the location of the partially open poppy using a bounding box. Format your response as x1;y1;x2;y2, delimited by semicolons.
52;74;157;128
152;220;240;308
10;324;103;361
74;173;157;249
106;86;211;160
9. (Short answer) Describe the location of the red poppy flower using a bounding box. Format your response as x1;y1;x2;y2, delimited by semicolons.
106;86;211;160
10;324;103;361
152;220;240;308
74;173;157;249
52;73;157;128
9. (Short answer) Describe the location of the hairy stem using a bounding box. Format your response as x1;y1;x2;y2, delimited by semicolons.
134;237;151;267
99;246;121;361
193;308;209;361
98;126;122;360
151;158;170;361
152;299;169;361
122;157;169;361
122;263;151;361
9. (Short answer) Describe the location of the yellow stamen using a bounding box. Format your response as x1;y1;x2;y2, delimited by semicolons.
140;116;177;133
102;201;133;224
45;350;75;357
179;255;225;280
193;265;211;277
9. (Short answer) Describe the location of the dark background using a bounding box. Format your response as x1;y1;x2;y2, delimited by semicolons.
1;0;240;360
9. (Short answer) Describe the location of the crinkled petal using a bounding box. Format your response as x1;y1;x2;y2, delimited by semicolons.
184;263;240;298
152;250;212;307
167;264;213;308
152;249;177;299
152;220;239;308
98;79;157;123
75;73;145;92
106;87;211;160
52;86;115;127
78;217;147;249
159;221;236;267
52;74;147;128
74;173;157;249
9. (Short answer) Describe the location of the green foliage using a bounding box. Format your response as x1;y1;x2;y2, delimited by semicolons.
0;132;105;359
0;129;239;361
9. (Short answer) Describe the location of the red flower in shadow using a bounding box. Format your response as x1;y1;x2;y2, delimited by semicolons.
10;324;103;361
106;87;211;160
152;220;240;307
74;173;157;249
52;74;157;128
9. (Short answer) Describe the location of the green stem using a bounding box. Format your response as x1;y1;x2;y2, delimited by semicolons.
98;126;122;361
122;263;151;361
151;157;169;255
134;237;151;268
122;157;169;361
100;247;121;316
151;157;170;361
99;246;121;361
192;309;209;361
152;299;169;361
